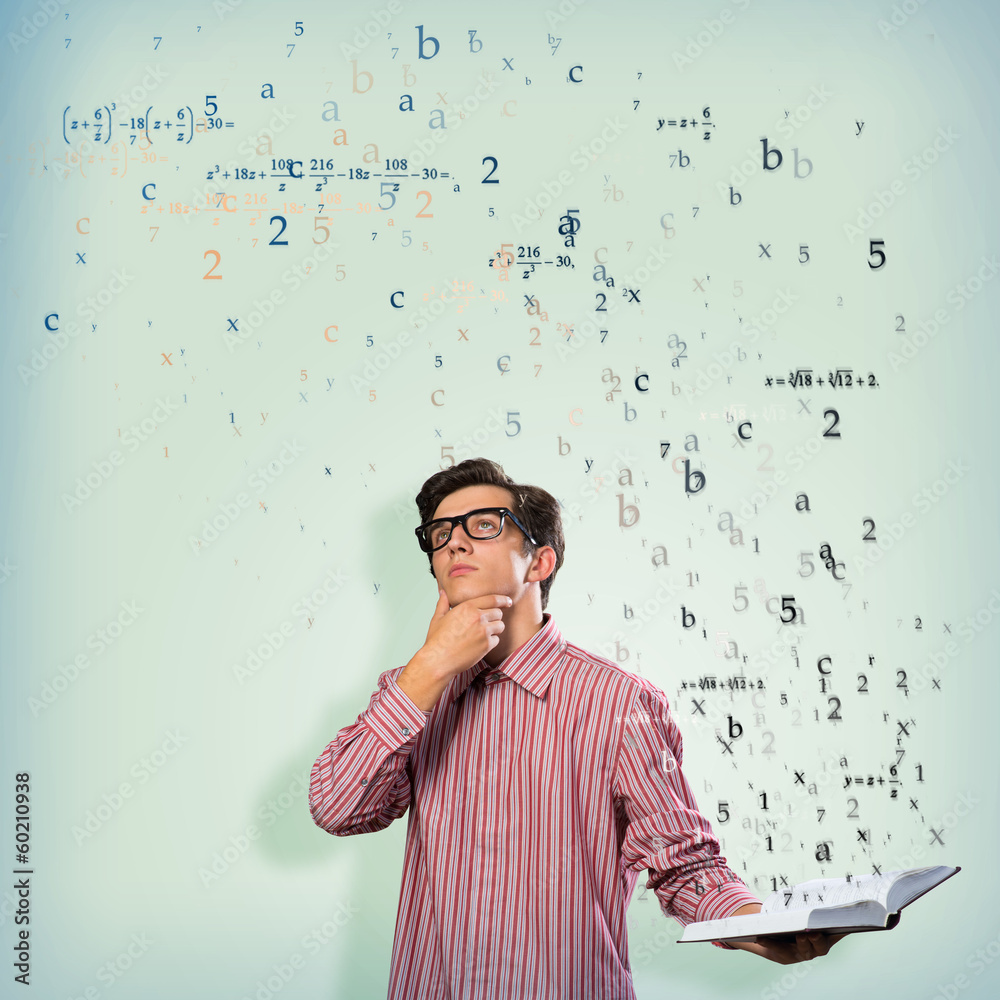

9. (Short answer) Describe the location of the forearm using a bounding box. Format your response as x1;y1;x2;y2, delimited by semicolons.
396;649;451;712
309;668;431;835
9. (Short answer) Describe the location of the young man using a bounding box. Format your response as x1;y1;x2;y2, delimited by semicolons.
309;459;841;998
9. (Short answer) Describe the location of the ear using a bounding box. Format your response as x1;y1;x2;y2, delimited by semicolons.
528;545;557;583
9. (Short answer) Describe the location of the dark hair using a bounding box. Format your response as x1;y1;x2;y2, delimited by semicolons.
415;458;565;610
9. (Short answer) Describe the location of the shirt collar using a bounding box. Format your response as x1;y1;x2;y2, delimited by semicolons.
447;612;565;705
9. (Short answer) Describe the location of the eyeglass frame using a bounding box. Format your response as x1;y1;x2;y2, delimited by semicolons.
414;507;539;553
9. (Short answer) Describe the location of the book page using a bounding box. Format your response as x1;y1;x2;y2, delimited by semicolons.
760;871;907;913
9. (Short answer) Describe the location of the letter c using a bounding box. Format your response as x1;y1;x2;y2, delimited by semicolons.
324;325;338;342
44;313;59;331
635;374;649;392
671;456;686;474
141;183;156;201
569;65;583;83
831;561;845;581
390;290;404;308
765;596;780;616
76;217;90;234
595;247;608;264
503;100;517;117
224;194;237;212
569;407;583;426
817;656;832;675
737;421;752;440
431;390;444;406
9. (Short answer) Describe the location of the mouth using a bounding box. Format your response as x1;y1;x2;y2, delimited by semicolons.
449;566;476;577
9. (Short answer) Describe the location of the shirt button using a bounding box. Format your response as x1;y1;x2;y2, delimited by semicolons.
360;778;368;786
402;726;411;736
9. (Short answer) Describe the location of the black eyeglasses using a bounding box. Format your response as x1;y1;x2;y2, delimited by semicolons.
415;507;538;553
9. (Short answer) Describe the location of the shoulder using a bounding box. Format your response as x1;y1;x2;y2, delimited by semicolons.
558;640;671;709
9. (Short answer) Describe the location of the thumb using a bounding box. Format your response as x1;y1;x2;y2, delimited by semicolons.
433;588;450;616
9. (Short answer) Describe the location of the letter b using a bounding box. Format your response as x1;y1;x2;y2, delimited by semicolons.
793;148;813;179
683;459;706;494
617;493;639;528
728;715;743;739
761;137;782;171
416;24;439;59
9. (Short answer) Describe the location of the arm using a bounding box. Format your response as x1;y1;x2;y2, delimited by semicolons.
308;660;433;837
309;590;512;836
615;683;760;951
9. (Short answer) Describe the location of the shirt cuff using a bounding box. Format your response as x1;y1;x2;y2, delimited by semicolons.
694;884;762;951
362;673;432;752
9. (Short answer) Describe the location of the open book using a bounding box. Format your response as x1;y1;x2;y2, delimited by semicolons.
677;865;960;944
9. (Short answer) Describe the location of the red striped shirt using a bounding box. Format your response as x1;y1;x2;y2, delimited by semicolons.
309;613;759;998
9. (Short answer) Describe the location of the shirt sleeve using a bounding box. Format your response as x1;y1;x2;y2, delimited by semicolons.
309;666;433;837
614;680;760;951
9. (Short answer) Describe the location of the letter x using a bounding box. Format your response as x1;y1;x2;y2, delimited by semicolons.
227;318;239;331
692;278;706;293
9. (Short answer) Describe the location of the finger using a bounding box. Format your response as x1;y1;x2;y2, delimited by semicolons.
432;589;450;616
474;594;513;609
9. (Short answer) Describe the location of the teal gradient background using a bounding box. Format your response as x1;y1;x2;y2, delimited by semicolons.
2;1;998;997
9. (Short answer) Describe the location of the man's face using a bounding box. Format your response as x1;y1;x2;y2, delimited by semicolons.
428;484;538;607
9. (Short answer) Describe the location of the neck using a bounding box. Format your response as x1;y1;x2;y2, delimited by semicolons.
484;602;545;667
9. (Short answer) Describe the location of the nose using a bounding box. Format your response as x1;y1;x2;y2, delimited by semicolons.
445;525;473;553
